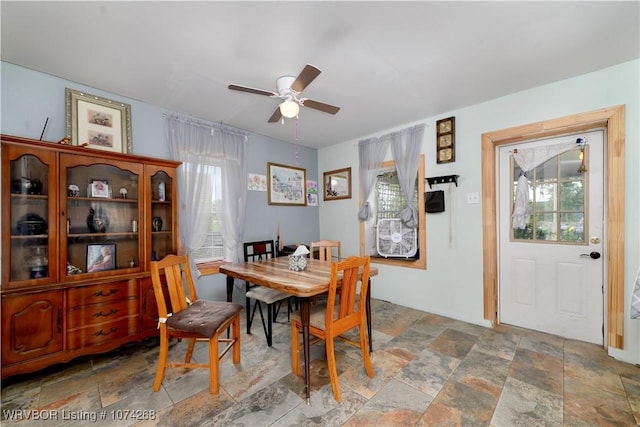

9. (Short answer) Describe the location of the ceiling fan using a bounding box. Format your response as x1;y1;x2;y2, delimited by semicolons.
228;64;340;123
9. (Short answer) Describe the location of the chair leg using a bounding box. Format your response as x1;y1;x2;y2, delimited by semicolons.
232;314;241;364
249;299;262;335
209;336;220;394
266;303;273;347
360;323;374;378
153;331;169;392
185;338;196;363
290;320;300;375
325;336;341;403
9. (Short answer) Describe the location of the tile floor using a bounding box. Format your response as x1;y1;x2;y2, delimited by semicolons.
2;298;639;426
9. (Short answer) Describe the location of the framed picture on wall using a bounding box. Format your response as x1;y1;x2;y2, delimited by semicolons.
436;116;455;164
267;162;307;206
323;167;352;201
65;88;132;153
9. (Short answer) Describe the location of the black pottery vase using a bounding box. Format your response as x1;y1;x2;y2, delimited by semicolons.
152;216;163;232
87;208;108;233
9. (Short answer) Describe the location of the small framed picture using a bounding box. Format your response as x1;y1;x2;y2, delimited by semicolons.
90;179;110;198
86;243;116;272
436;116;456;164
323;167;352;201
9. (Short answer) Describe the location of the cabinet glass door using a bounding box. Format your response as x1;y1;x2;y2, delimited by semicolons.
150;170;175;261
63;157;143;278
8;153;54;284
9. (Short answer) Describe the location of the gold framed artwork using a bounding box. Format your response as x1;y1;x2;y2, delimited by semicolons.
436;116;455;164
267;162;307;206
65;88;132;153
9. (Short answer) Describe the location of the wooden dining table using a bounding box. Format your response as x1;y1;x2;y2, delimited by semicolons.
219;256;377;402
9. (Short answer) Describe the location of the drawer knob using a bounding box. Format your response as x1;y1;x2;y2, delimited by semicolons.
93;289;119;297
93;327;118;336
93;308;119;318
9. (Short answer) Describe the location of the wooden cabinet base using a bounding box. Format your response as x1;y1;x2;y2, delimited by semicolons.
1;279;160;379
1;331;158;380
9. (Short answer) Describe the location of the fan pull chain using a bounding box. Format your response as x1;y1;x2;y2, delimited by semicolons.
295;115;299;164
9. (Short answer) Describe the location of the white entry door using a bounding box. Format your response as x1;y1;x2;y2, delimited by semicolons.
498;130;604;344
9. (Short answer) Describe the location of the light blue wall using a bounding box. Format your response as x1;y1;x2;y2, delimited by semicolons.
318;59;640;364
0;61;319;302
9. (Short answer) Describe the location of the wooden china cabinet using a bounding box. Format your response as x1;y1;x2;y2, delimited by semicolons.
1;135;180;378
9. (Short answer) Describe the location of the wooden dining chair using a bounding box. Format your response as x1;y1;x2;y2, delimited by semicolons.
290;255;373;402
150;254;242;394
244;240;292;346
310;239;341;261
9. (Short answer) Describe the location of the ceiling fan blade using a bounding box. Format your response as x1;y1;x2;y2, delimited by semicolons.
228;84;277;97
268;107;282;123
303;99;340;115
291;64;321;93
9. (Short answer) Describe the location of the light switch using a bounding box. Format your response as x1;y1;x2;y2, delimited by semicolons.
466;192;480;204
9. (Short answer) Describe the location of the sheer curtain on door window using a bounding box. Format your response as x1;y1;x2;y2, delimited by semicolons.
164;115;248;268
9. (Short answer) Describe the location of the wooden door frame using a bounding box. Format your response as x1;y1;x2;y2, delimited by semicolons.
481;105;625;349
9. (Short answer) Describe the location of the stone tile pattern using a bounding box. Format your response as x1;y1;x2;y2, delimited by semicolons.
2;299;638;426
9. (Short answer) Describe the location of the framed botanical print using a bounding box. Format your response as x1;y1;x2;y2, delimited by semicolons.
65;88;132;153
436;116;455;164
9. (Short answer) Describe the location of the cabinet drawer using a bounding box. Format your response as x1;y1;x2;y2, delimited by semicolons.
67;316;140;350
67;298;140;330
67;280;138;307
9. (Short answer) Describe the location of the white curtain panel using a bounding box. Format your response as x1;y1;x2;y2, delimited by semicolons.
511;141;576;229
164;115;248;268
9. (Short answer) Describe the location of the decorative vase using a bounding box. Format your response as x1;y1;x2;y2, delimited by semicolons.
25;246;48;278
152;216;163;232
87;208;108;233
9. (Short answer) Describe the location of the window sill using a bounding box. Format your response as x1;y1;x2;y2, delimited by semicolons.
196;260;231;276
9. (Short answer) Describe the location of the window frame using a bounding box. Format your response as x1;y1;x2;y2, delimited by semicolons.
359;155;426;269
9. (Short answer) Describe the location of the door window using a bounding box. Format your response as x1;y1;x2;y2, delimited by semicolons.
511;148;586;244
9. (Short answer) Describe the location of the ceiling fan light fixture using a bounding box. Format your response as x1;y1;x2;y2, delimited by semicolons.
280;100;299;118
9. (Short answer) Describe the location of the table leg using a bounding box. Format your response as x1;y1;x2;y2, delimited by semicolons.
225;275;234;338
225;276;234;302
366;278;373;353
300;297;311;404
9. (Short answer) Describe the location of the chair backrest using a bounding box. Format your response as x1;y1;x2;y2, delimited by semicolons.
243;240;275;262
150;254;198;317
326;255;370;332
310;240;341;261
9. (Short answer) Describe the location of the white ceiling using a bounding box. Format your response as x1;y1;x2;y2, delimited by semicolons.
2;1;638;149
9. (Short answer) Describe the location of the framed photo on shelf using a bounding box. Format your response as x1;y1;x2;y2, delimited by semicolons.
323;167;352;201
90;179;110;198
65;88;132;153
267;162;307;206
86;243;116;272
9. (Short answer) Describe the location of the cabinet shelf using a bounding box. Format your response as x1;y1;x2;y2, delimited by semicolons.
68;232;139;238
68;196;139;204
10;234;48;240
10;193;48;200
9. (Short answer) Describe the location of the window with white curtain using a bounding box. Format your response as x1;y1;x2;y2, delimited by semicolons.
191;165;225;263
360;156;426;269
